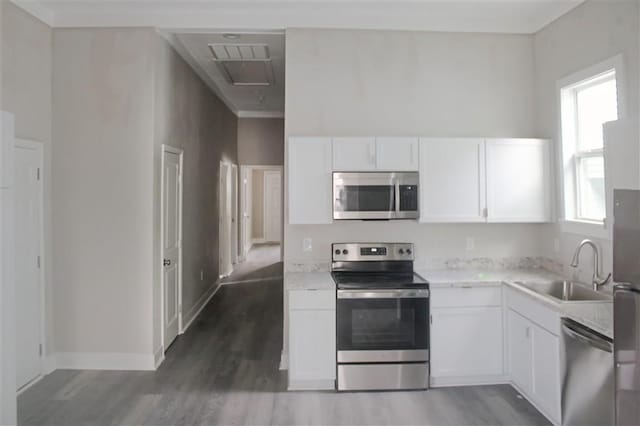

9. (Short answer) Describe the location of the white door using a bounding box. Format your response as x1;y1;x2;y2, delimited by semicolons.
420;138;486;222
289;308;336;383
240;167;252;259
430;307;503;378
485;139;551;223
332;137;376;171
162;148;182;350
219;163;232;277
230;164;238;263
288;137;333;224
264;170;282;243
508;309;533;394
14;141;43;389
375;137;419;171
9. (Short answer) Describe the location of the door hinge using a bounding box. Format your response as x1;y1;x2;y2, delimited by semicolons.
37;256;41;269
36;168;41;181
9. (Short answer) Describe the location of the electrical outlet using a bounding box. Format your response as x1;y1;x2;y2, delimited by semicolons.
303;238;313;252
466;237;475;251
200;269;204;281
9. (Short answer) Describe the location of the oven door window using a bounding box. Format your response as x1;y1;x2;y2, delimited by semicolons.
398;185;418;211
337;297;429;351
334;185;395;212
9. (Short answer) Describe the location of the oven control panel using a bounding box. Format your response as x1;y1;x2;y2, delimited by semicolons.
332;243;414;261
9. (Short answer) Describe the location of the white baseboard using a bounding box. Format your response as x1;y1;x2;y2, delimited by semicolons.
251;238;266;244
52;352;156;371
430;374;509;387
154;346;165;369
279;350;289;370
42;354;57;375
288;379;335;391
181;280;221;333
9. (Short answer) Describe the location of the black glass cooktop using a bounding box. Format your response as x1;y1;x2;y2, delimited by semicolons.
331;272;429;290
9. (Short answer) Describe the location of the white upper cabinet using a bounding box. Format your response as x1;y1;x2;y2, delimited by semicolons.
375;137;419;171
288;137;333;224
420;138;486;222
332;137;376;171
485;139;551;223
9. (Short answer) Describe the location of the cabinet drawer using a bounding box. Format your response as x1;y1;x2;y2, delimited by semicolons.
289;289;335;310
431;286;502;308
505;287;560;336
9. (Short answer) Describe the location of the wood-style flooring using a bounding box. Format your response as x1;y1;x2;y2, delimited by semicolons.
18;277;551;426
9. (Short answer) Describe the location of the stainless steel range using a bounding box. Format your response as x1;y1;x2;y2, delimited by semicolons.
332;243;430;391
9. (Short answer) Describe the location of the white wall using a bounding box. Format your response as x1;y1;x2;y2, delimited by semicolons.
52;28;156;359
284;28;541;268
152;33;238;354
533;0;640;284
1;1;53;359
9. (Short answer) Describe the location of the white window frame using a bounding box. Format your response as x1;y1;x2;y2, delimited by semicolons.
556;55;626;240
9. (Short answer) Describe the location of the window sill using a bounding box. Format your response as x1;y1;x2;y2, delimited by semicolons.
559;219;611;240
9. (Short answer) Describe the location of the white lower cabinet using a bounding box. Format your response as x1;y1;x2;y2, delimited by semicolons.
430;286;505;385
506;291;561;425
288;289;336;390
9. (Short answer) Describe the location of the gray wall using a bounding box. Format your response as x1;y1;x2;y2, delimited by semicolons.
52;28;156;356
1;2;54;355
534;0;639;283
284;28;543;268
153;34;238;353
238;118;284;165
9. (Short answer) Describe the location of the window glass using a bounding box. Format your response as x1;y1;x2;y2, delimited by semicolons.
577;156;606;221
576;77;618;151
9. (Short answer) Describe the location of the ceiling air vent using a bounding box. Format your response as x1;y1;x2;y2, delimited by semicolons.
208;43;274;86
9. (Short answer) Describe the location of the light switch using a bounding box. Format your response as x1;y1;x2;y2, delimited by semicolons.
303;238;313;252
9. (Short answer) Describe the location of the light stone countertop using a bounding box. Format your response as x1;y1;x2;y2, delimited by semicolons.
419;268;613;339
284;268;614;338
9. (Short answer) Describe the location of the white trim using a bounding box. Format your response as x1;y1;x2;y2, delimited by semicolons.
279;350;289;370
52;352;156;371
14;139;46;390
251;237;267;245
9;0;54;27
154;346;165;369
16;374;44;396
237;110;284;119
181;280;221;333
160;145;184;354
287;379;335;391
221;276;282;285
42;354;56;375
430;375;509;388
556;54;626;239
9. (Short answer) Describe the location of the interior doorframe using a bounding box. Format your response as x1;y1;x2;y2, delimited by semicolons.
230;164;239;265
160;144;184;352
263;169;282;244
14;138;45;393
240;165;284;261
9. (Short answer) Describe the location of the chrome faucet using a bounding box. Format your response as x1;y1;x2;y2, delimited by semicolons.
570;239;612;291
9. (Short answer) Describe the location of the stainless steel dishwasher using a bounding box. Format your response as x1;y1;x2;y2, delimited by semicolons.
561;317;614;426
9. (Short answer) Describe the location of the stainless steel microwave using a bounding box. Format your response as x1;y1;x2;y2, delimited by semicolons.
333;172;419;220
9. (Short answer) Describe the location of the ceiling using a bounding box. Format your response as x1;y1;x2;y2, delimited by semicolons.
169;31;286;117
14;0;585;116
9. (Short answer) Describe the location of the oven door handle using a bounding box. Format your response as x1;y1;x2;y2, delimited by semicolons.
337;289;430;299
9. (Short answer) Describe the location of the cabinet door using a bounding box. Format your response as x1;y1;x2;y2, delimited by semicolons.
332;137;376;171
531;325;561;423
288;137;333;224
485;139;551;223
508;309;533;394
289;309;336;382
431;307;504;378
375;137;419;171
420;138;486;222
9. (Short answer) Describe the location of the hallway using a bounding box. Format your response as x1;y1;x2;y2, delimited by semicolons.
18;278;550;426
222;243;282;284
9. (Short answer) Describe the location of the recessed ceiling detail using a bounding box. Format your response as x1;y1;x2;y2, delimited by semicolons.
209;43;275;86
209;44;270;61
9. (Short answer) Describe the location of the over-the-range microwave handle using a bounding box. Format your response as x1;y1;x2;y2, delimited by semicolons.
337;289;430;299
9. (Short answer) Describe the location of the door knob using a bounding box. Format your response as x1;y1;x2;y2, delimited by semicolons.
163;259;171;266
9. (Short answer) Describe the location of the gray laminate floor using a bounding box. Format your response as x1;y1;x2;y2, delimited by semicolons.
221;244;282;284
18;279;551;426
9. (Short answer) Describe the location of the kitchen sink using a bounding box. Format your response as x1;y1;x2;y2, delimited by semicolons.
513;280;611;302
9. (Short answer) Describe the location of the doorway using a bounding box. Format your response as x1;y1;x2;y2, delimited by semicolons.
14;139;44;391
219;162;239;278
161;145;183;352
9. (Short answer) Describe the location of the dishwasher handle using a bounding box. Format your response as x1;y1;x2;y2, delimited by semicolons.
562;318;613;353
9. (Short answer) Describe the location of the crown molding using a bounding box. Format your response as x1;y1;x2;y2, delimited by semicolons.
237;111;285;119
10;0;54;27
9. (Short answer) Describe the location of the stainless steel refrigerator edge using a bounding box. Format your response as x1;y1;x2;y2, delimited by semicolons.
613;189;640;426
